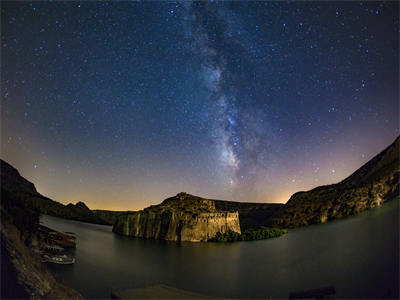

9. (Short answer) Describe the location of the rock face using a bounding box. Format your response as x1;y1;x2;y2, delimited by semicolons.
113;193;241;242
1;222;83;299
1;170;82;299
269;136;400;228
0;159;110;225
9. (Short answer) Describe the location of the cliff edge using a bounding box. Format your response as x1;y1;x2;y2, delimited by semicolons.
113;193;241;242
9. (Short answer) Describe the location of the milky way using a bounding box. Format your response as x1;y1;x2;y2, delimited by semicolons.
186;3;280;191
1;1;398;210
188;4;241;186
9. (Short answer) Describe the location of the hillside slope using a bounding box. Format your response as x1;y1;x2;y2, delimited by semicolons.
1;159;110;225
269;136;399;227
92;210;130;225
1;185;82;299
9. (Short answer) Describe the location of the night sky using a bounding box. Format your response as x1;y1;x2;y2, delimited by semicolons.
1;1;398;210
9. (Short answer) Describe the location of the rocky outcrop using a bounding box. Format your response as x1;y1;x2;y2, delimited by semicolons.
269;136;400;228
113;193;241;242
1;180;82;299
62;201;111;225
0;159;110;225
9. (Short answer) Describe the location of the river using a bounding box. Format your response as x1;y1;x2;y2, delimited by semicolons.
41;199;399;298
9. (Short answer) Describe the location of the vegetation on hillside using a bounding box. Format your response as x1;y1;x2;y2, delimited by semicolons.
209;227;288;242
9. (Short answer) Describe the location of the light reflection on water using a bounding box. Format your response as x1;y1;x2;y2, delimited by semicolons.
42;199;398;298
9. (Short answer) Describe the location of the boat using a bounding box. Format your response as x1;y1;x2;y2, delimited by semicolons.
41;254;75;265
41;244;64;253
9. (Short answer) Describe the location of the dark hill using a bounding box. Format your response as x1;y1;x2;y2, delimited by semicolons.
92;210;131;225
0;163;83;298
0;159;110;225
269;136;399;227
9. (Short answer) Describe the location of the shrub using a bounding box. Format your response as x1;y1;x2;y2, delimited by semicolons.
209;230;241;242
210;227;288;242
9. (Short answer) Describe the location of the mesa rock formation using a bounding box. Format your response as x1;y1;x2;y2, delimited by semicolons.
113;193;241;242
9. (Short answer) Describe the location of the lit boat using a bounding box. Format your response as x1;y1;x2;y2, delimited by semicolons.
42;254;75;265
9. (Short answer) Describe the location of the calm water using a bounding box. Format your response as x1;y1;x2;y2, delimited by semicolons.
41;199;399;299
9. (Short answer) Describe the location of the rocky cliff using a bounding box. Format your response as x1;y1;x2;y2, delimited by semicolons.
269;136;399;227
0;159;110;225
1;179;82;299
113;193;241;242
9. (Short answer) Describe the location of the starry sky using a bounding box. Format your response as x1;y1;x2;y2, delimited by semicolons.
1;1;398;211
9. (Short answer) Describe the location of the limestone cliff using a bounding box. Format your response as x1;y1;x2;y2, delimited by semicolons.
269;136;399;227
113;193;241;242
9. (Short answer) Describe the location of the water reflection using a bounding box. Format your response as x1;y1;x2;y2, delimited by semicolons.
42;199;398;298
